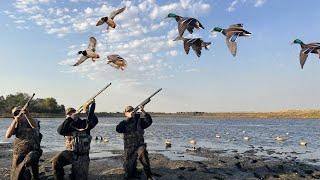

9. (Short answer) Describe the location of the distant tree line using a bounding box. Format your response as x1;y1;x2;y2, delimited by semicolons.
0;93;65;115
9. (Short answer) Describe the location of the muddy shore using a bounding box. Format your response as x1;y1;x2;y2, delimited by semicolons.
1;143;320;180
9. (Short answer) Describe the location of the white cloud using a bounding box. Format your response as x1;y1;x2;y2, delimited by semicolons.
227;0;267;12
254;0;266;7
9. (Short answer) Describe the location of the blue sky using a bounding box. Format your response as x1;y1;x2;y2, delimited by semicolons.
1;0;320;112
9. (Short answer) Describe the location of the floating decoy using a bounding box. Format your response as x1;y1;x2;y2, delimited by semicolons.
299;140;307;146
211;23;251;57
96;6;126;30
73;37;100;66
165;139;172;148
243;136;250;141
167;13;204;37
215;134;221;138
106;54;128;70
174;37;211;57
291;39;320;69
275;136;287;142
189;139;197;150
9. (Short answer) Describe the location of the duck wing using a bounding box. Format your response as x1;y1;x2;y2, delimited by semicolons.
226;34;238;57
229;23;243;28
191;39;203;57
109;6;126;20
73;56;89;66
300;47;314;69
178;18;189;37
96;17;106;26
87;37;97;51
183;39;191;55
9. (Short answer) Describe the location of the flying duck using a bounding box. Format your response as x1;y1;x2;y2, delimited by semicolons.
96;6;126;30
73;37;100;66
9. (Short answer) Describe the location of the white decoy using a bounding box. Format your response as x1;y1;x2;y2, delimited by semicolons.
215;134;221;138
243;136;250;141
165;139;172;148
299;140;307;146
103;138;109;143
275;136;287;142
189;139;197;150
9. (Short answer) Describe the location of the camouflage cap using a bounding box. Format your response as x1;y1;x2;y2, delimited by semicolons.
124;106;134;112
11;106;21;115
65;107;76;115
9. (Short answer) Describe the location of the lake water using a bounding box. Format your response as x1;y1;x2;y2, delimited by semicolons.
0;117;319;163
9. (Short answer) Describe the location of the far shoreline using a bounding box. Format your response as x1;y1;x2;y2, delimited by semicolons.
1;109;320;119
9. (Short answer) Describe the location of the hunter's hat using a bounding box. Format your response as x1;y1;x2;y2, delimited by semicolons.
65;107;76;115
11;106;21;115
124;106;134;113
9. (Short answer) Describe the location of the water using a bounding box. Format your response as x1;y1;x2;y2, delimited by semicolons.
0;117;319;163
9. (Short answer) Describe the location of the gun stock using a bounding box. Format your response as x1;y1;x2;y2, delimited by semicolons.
76;83;112;113
133;88;162;113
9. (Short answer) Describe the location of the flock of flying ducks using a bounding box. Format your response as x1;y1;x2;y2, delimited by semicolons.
71;5;319;70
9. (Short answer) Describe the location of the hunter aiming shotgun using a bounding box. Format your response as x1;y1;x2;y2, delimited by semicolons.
76;82;112;113
133;88;162;113
16;93;35;118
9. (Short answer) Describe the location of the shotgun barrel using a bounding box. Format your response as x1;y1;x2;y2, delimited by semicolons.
133;88;162;113
76;83;112;113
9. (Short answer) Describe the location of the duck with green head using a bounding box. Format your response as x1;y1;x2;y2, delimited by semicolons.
174;36;211;58
167;13;204;37
292;39;320;69
211;23;251;57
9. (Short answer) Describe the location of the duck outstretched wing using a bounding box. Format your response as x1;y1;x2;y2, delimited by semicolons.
299;48;313;69
226;35;237;57
229;23;243;28
87;37;97;51
73;56;89;66
109;6;126;20
183;39;191;55
96;18;105;26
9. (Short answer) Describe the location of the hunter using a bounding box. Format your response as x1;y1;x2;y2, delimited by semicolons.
51;100;98;180
5;107;43;180
116;105;155;180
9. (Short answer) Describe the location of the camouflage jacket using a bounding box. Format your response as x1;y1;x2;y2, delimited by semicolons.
116;113;152;149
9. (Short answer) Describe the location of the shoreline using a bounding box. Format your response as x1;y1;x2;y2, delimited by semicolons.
1;111;320;119
1;143;320;179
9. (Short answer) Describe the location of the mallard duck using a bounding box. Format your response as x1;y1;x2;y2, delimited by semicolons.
174;36;211;57
73;37;100;66
96;6;126;30
211;23;251;57
292;39;320;69
167;13;204;37
106;54;128;70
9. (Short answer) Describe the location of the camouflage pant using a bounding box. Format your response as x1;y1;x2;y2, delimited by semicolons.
11;150;42;180
124;144;151;179
51;150;89;180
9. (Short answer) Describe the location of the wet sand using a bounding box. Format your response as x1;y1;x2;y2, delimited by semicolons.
1;143;320;180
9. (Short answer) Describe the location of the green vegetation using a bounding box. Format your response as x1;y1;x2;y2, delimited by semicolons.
0;93;65;117
1;93;319;119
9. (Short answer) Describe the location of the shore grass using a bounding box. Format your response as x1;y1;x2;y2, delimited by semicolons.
1;109;320;119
